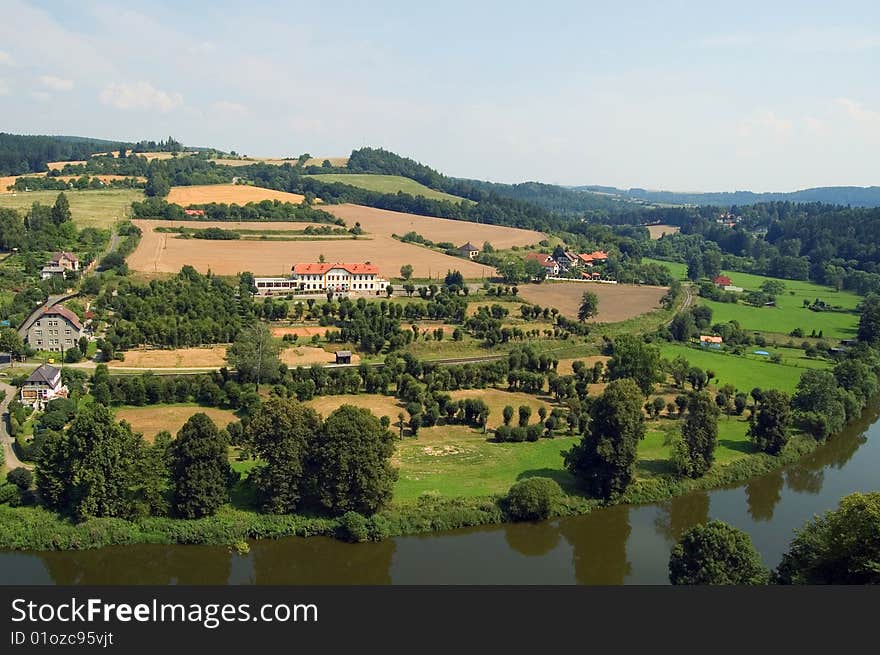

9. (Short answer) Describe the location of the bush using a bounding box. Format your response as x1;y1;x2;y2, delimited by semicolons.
505;477;563;521
0;484;18;505
6;467;33;491
338;511;370;542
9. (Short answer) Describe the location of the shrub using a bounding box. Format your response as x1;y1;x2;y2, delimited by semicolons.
338;510;370;542
7;468;33;491
505;477;563;521
0;484;18;505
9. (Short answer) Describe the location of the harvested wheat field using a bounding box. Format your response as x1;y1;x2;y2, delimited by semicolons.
555;355;610;376
129;219;495;279
647;224;680;239
166;184;307;206
210;156;348;168
271;326;330;338
116;406;237;441
446;388;553;428
518;282;666;323
325;204;545;249
46;160;87;170
307;394;403;421
280;346;359;367
108;347;228;369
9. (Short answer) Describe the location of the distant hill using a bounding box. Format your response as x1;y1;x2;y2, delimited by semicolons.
573;185;880;208
0;133;133;175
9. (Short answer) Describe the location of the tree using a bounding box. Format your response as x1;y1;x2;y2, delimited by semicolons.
37;403;142;519
748;389;791;454
606;334;663;395
564;379;645;498
144;171;170;197
7;467;33;491
791;369;846;439
49;192;72;224
505;477;563;521
686;253;704;282
245;396;319;513
0;327;26;364
679;392;719;477
170;413;229;518
518;405;532;427
578;291;599;321
502;405;514;426
227;323;281;384
669;312;697;342
857;294;880;345
669;520;769;585
400;264;413;280
775;492;880;584
308;405;397;515
667;355;691;388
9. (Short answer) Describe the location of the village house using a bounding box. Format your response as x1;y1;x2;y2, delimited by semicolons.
50;251;79;272
713;275;732;288
554;250;580;271
525;252;560;276
18;304;85;352
20;363;68;408
578;250;609;267
254;262;388;295
457;242;480;259
700;335;723;348
184;208;206;217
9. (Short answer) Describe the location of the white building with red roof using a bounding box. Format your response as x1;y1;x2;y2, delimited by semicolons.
255;262;388;295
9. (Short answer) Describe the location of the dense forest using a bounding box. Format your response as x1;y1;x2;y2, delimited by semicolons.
576;184;880;208
0;133;132;176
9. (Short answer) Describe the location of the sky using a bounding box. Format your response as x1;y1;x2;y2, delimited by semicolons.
1;0;878;191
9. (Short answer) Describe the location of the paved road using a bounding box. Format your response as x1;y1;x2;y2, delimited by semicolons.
0;380;28;472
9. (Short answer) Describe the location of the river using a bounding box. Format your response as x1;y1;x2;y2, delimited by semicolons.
2;402;877;585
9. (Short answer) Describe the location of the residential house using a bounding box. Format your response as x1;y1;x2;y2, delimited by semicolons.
700;335;723;348
18;304;85;352
524;252;560;276
713;275;732;288
578;250;609;267
555;250;580;271
457;242;480;259
20;363;68;408
184;209;206;217
40;264;66;280
50;251;79;272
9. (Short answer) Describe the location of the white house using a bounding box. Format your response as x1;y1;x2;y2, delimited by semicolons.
20;364;68;408
255;262;388;295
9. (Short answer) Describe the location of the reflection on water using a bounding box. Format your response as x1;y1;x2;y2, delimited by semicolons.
3;399;879;585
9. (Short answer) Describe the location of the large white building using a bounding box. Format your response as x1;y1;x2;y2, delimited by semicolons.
255;262;388;295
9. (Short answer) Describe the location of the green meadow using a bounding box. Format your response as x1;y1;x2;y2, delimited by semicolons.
0;188;143;229
303;173;469;204
645;257;861;339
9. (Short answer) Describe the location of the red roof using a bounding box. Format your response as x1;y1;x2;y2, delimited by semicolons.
184;209;206;216
51;251;78;263
292;262;380;275
525;252;553;263
713;275;732;285
590;250;608;260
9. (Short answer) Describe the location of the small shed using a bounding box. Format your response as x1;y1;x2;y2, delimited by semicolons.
335;350;352;364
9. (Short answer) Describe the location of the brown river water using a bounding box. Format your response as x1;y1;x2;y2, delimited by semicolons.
2;402;877;585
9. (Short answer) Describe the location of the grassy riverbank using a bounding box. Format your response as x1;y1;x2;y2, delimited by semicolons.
0;432;824;550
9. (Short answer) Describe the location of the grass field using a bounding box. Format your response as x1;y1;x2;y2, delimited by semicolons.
166;184;307;206
644;258;861;339
303;174;468;203
0;188;143;228
638;419;753;477
280;346;357;367
518;281;667;323
129;219;496;279
658;342;830;393
323;204;545;250
115;405;238;441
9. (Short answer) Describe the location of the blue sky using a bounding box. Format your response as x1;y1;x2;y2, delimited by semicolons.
1;0;878;191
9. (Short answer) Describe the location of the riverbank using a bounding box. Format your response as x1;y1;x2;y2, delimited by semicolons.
0;432;823;551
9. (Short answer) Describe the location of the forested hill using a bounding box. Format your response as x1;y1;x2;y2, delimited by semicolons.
574;185;880;208
0;134;186;176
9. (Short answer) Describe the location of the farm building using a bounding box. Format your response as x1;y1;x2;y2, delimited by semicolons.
700;335;723;348
255;262;388;295
18;304;84;352
457;242;480;259
20;363;68;408
335;350;352;364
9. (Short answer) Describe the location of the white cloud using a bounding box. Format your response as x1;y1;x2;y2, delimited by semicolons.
212;100;247;117
837;98;880;126
99;81;183;112
0;51;11;65
40;74;73;91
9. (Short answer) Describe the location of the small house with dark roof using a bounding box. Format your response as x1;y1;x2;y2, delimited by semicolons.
18;304;85;352
458;242;480;259
20;363;68;407
335;350;352;364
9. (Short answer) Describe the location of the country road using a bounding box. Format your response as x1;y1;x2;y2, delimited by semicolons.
0;380;28;472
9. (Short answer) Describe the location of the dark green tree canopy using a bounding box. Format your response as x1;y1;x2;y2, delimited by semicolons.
171;413;230;519
669;520;769;585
